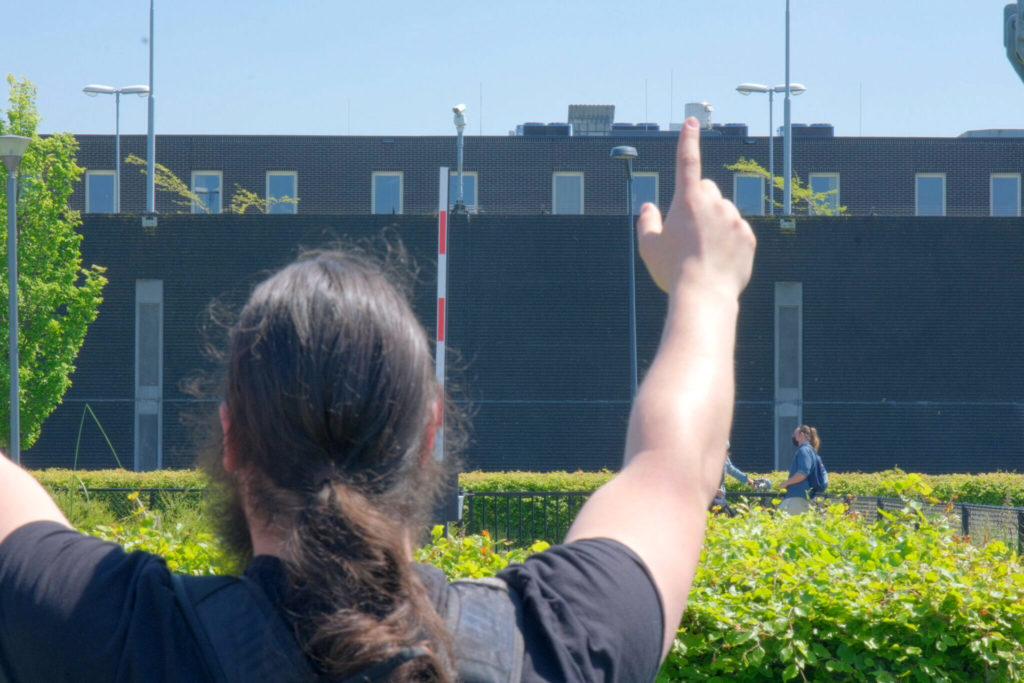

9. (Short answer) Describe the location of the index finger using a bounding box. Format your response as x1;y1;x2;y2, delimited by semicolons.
675;117;702;197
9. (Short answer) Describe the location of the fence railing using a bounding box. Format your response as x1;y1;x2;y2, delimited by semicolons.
55;486;1024;553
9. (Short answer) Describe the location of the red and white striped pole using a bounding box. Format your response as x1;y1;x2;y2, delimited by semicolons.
434;167;449;462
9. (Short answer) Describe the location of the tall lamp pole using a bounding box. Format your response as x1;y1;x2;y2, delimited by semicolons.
452;104;466;212
147;0;156;213
737;82;806;215
784;0;794;214
1;135;31;463
610;145;639;398
83;85;150;212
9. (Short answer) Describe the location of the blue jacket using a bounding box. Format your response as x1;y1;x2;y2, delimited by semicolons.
785;443;816;499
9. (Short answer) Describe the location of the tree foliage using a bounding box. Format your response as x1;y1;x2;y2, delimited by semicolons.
124;154;298;214
726;157;848;215
0;75;107;450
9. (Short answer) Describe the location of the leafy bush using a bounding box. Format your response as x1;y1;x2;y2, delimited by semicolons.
35;468;1024;507
661;478;1024;681
723;468;1024;507
414;525;548;580
74;477;1023;680
88;492;230;576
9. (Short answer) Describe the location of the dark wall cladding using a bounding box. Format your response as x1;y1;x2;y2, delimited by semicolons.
73;134;1024;218
24;214;1024;474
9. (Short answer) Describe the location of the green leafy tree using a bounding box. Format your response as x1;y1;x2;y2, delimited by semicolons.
124;155;298;214
726;157;847;215
0;75;107;450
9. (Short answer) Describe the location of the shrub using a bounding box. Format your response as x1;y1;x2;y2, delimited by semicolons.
414;525;548;580
88;492;231;576
661;480;1024;681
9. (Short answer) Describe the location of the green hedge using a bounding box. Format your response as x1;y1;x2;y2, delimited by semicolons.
661;493;1024;681
32;467;1024;505
82;478;1023;681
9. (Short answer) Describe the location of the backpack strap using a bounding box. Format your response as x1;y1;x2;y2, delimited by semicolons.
172;573;316;683
443;577;525;683
174;567;525;683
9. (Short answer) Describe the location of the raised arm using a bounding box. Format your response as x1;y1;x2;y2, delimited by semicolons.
565;117;756;657
0;453;71;544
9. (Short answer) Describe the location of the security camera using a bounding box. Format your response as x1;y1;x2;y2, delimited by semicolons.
452;104;466;114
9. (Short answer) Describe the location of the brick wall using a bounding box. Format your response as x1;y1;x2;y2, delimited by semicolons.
23;214;1024;475
72;133;1024;218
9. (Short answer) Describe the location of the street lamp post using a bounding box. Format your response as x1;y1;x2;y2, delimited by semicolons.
147;0;156;214
736;82;806;215
784;0;793;214
452;104;467;212
1;135;31;463
610;145;639;398
83;84;150;212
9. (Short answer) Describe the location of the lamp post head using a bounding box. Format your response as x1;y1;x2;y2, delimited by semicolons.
83;84;116;97
774;83;807;95
610;145;638;161
452;104;467;131
0;135;31;173
121;85;151;97
736;83;770;95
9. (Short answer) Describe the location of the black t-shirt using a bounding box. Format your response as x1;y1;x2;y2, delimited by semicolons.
0;522;663;682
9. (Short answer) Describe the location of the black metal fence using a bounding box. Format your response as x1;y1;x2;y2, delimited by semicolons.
57;487;1024;553
461;490;1024;550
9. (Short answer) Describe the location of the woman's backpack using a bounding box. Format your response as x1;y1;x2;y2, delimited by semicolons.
807;451;828;495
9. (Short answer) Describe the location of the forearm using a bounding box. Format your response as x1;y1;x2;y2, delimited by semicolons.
780;472;807;489
0;454;70;544
624;283;739;500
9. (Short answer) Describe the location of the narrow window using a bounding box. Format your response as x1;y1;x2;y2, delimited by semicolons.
631;172;658;215
191;171;223;214
991;173;1021;217
85;171;116;213
266;171;298;214
372;172;403;214
448;171;478;213
774;282;802;470
552;172;584;215
915;173;945;216
734;174;765;215
135;280;163;471
808;173;840;215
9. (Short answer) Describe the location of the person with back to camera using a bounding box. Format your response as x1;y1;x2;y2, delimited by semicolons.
0;117;756;682
778;425;821;514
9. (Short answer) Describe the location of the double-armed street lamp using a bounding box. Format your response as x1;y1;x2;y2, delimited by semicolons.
1;135;31;463
610;145;639;398
736;82;806;215
83;84;150;212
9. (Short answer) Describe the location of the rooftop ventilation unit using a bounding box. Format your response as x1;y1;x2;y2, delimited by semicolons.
568;104;615;136
684;102;714;129
712;123;749;137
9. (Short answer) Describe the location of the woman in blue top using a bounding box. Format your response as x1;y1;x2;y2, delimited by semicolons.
779;425;821;500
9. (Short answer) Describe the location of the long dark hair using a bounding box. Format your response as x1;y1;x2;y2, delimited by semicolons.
199;248;455;681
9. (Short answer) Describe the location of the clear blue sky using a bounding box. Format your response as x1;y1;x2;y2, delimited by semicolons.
5;0;1024;138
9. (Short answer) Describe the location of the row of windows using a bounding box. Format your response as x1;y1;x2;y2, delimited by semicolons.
85;171;299;214
733;172;1023;217
84;167;658;216
85;168;1024;217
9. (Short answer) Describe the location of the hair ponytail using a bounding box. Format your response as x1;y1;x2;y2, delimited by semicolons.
198;248;461;681
798;425;821;451
282;480;453;681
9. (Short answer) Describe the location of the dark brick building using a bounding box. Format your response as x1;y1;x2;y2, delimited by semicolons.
72;126;1024;219
23;214;1024;476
